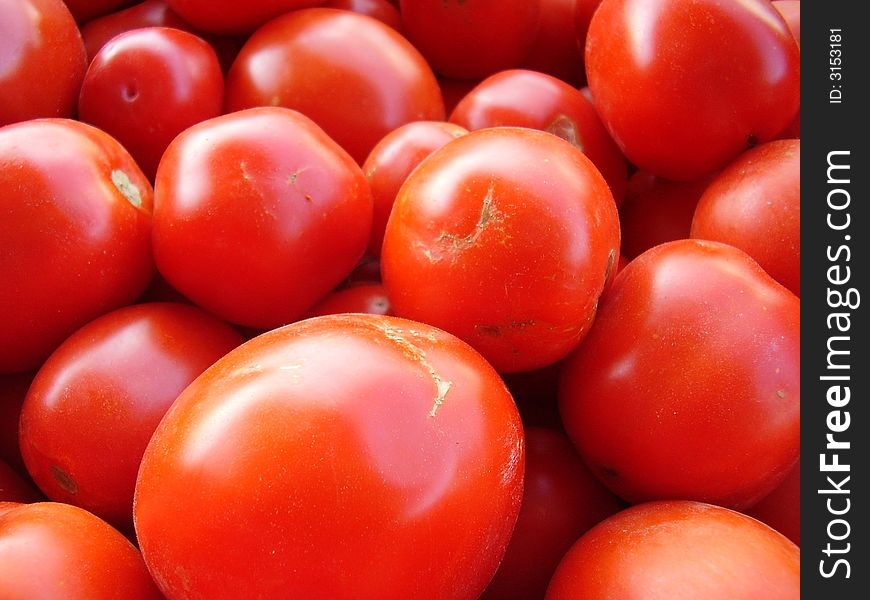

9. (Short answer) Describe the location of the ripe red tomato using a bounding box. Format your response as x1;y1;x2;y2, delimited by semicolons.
585;0;800;180
382;127;620;373
134;314;524;599
0;119;154;374
559;240;800;509
64;0;135;23
79;26;225;180
0;502;162;599
225;8;445;163
400;0;540;79
80;0;192;62
481;427;623;600
0;0;88;126
546;501;800;599
19;302;244;532
521;0;585;86
691;139;800;296
303;283;393;318
324;0;402;30
152;106;372;329
747;458;800;546
363;120;468;257
449;69;627;204
165;0;325;34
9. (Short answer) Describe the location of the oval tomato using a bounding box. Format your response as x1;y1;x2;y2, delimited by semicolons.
134;313;524;599
559;239;800;509
303;283;393;318
0;119;154;374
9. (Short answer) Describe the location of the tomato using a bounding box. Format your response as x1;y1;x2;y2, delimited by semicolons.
79;26;225;180
165;0;325;34
303;283;392;318
134;313;524;599
0;459;42;504
400;0;540;80
619;170;711;259
521;0;585;86
324;0;402;30
546;501;800;599
0;119;154;374
559;240;800;509
64;0;136;22
449;69;627;204
481;427;623;600
0;372;33;476
691;139;800;296
747;458;800;546
363;120;468;257
152;107;372;329
0;502;162;599
0;0;88;126
773;0;801;47
585;0;800;180
382;127;620;373
19;302;244;533
225;8;444;163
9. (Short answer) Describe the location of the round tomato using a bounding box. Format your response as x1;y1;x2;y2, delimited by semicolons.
0;119;154;374
747;458;800;546
134;314;524;599
152;106;372;329
64;0;135;23
691;139;800;296
79;26;225;180
0;502;162;599
225;8;445;163
521;0;586;86
303;283;393;318
546;501;800;599
585;0;800;180
324;0;402;30
80;0;192;61
559;240;800;509
19;302;244;533
165;0;325;34
0;0;88;126
382;127;620;373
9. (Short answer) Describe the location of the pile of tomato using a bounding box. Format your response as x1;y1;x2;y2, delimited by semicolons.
1;1;801;598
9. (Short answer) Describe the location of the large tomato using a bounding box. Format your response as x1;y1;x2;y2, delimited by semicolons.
225;8;445;163
559;240;800;509
165;0;326;34
152;106;372;329
546;501;800;599
134;314;524;599
382;127;620;373
0;0;88;126
585;0;800;180
0;119;154;374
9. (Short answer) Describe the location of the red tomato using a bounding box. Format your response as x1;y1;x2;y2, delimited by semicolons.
0;119;154;374
165;0;325;34
134;314;524;599
559;240;800;509
64;0;135;22
324;0;402;30
152;107;372;329
619;170;711;259
481;427;623;600
303;283;393;318
691;139;800;296
747;457;800;546
521;0;585;86
363;120;468;256
225;8;445;163
449;69;627;204
546;501;800;599
0;502;162;599
19;302;244;532
400;0;540;80
773;0;801;47
0;0;88;126
79;27;225;180
585;0;800;180
382;127;620;373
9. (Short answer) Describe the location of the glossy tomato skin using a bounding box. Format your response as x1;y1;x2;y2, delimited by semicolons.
559;240;800;509
166;0;326;34
0;502;162;599
19;302;244;532
324;0;402;30
303;283;392;318
691;139;800;296
545;501;800;599
64;0;136;23
0;119;154;374
134;314;524;599
747;458;800;546
152;107;372;329
481;427;623;600
382;127;620;373
585;0;800;180
363;120;468;256
521;0;585;86
449;69;627;204
80;0;192;62
225;8;445;164
79;26;225;180
0;0;88;126
400;0;540;80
